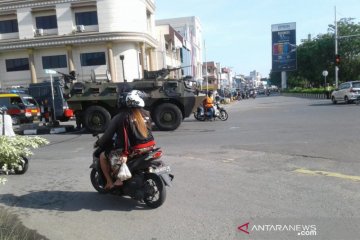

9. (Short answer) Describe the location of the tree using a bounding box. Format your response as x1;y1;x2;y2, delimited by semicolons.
269;71;281;87
332;18;360;81
288;33;334;88
279;18;360;88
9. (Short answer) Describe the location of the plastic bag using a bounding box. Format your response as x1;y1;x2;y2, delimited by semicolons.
117;163;132;181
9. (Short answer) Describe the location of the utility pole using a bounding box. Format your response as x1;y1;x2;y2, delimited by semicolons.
334;6;339;88
204;40;208;92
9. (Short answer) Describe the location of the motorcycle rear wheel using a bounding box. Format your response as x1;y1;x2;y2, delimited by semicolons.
219;110;228;121
143;173;166;208
193;112;205;121
90;168;107;194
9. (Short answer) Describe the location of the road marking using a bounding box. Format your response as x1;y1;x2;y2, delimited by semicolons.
222;158;234;163
294;168;360;182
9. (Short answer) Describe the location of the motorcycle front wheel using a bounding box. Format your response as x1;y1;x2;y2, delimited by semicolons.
90;168;107;194
219;110;228;121
143;173;166;208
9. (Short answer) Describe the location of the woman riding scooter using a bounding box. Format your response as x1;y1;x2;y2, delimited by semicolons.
95;90;156;190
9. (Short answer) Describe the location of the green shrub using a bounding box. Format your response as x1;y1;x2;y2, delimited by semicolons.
284;87;334;94
0;136;49;174
0;136;49;240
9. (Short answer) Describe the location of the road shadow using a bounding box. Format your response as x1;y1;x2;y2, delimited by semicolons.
0;190;153;212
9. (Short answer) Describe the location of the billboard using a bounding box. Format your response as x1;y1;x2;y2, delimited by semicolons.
271;22;297;72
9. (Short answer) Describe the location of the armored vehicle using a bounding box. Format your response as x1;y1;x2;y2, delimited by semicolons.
61;68;204;133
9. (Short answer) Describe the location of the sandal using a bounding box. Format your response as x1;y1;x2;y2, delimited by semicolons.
113;179;123;187
104;182;113;190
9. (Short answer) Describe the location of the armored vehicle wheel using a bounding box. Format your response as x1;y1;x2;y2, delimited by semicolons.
83;106;111;133
152;103;182;131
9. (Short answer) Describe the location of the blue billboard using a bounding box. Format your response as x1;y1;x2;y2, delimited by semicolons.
271;22;297;72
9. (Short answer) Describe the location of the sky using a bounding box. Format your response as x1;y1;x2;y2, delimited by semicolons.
155;0;360;78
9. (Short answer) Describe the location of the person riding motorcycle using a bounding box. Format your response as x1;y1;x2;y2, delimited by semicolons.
95;90;156;190
203;91;215;119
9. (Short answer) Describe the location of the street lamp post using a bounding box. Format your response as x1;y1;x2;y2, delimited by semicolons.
204;40;208;92
120;55;126;82
45;69;58;126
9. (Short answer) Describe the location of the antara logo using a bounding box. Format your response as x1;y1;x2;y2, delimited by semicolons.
238;222;250;234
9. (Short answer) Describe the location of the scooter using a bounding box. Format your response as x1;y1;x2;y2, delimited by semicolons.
194;102;228;121
249;89;256;99
90;135;174;208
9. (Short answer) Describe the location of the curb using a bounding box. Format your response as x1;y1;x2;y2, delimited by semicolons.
281;93;330;99
15;125;75;135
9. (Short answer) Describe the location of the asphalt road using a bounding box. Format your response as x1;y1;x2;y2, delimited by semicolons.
1;95;360;240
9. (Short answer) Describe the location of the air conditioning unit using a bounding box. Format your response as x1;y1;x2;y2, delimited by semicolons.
76;25;85;32
34;28;44;36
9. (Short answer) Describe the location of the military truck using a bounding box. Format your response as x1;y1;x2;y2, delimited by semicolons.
28;80;74;122
61;68;204;133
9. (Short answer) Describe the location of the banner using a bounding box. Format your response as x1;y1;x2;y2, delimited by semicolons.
271;22;297;72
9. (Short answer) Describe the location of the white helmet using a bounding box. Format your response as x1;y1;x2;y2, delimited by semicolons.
125;90;145;108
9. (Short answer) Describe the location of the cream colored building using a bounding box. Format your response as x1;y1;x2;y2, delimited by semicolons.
153;24;183;78
156;16;203;81
0;0;157;88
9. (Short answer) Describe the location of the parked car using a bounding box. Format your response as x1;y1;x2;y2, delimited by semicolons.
257;88;266;95
331;81;360;104
0;93;40;124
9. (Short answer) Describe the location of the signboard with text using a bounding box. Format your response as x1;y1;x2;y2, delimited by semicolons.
271;22;297;72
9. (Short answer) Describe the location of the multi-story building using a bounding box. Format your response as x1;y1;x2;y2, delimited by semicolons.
0;0;157;88
153;24;184;78
156;16;203;81
202;61;218;90
249;70;262;88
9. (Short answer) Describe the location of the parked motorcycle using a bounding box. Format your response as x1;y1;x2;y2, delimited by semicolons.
249;89;256;99
90;135;174;208
194;102;228;121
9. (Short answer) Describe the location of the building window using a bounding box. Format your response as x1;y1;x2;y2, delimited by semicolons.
75;11;98;26
180;48;184;63
6;58;29;72
80;52;105;66
146;10;152;32
0;19;18;33
42;55;67;69
36;15;57;29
